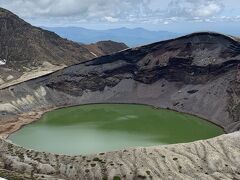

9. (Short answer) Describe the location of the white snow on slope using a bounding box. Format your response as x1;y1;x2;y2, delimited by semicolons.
0;59;6;65
0;177;7;180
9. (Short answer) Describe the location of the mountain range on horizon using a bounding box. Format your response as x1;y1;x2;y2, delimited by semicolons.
43;26;179;47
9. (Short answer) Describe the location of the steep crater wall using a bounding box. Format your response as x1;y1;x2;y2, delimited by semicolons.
1;32;240;132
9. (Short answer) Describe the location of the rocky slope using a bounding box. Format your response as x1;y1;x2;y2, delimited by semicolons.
1;132;240;179
0;32;240;179
85;40;128;57
0;8;127;89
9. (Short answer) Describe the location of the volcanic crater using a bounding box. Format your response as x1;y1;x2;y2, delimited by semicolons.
0;30;240;179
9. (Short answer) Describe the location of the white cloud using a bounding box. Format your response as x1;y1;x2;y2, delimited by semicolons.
192;1;222;17
166;0;224;18
0;0;146;18
143;0;225;17
104;16;119;23
0;0;239;26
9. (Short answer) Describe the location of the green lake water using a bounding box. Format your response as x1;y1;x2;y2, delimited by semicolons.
9;104;224;155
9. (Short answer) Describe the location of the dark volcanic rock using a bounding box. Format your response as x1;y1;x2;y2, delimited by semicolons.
45;32;240;95
187;90;199;94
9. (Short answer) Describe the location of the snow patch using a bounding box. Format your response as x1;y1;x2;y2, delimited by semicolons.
6;75;14;81
90;52;98;57
0;59;6;65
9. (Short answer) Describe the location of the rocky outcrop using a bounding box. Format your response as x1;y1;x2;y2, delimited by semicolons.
0;32;240;179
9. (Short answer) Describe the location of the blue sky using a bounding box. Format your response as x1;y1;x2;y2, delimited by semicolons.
0;0;239;34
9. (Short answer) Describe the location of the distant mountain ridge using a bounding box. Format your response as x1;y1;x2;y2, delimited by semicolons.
43;27;179;47
85;40;128;57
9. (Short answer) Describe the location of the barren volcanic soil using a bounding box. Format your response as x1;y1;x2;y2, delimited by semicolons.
0;32;240;179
